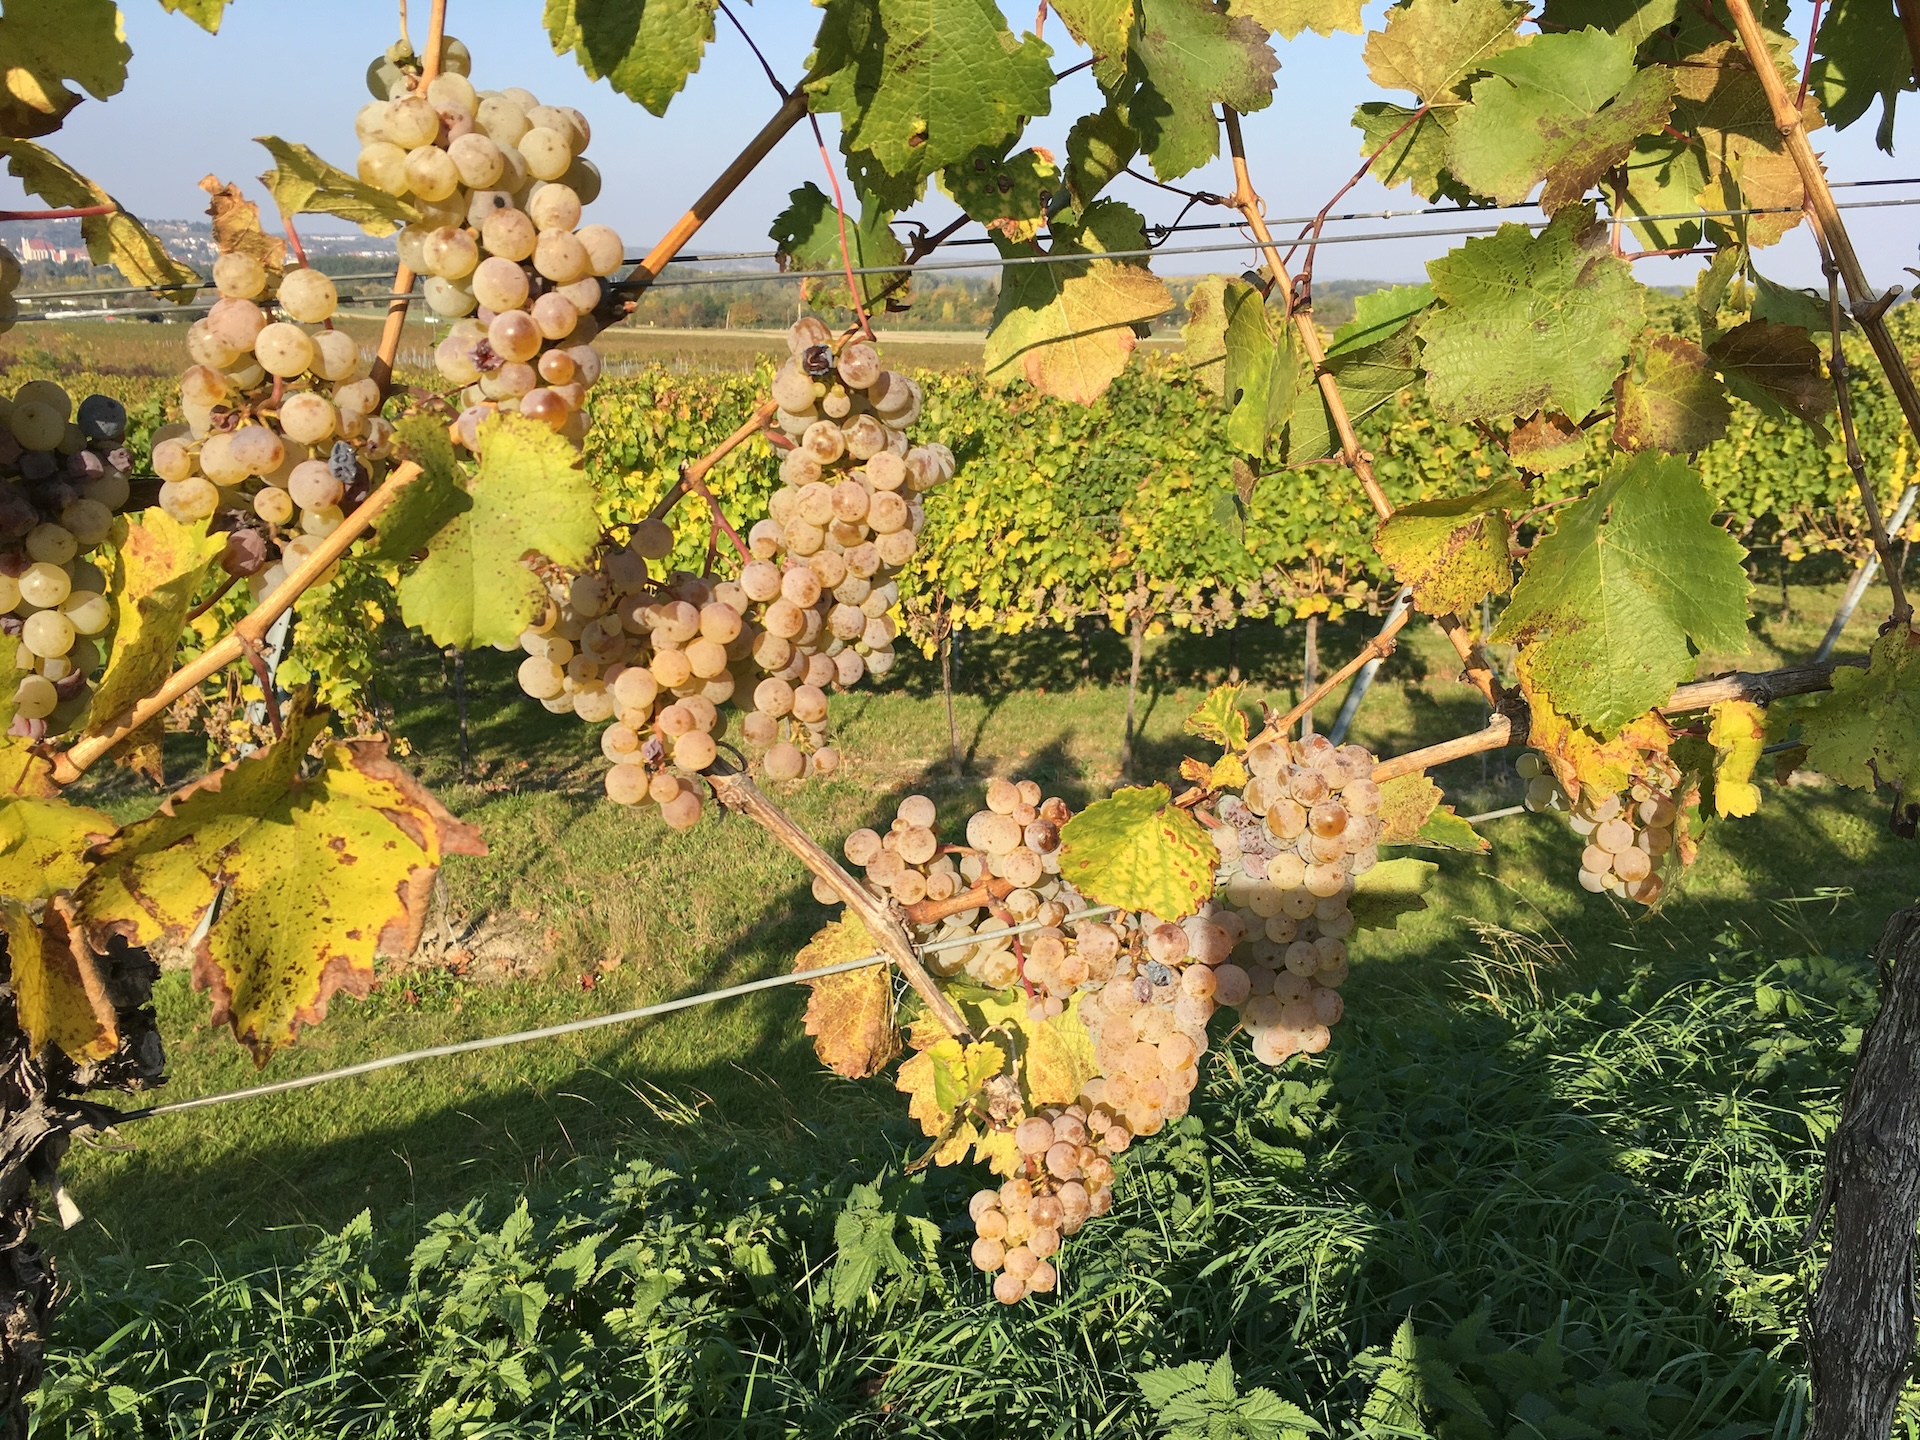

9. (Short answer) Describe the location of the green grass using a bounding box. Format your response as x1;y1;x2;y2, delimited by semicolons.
32;579;1919;1435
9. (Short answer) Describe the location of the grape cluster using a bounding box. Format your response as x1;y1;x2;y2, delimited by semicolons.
966;1103;1121;1304
353;43;620;452
1516;753;1670;904
0;244;19;337
1208;733;1377;1065
0;381;134;736
517;325;949;819
154;252;380;597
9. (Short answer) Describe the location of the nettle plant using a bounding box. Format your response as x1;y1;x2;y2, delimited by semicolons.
1;0;1918;1428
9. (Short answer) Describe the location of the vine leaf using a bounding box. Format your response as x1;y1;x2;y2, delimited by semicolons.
1285;284;1432;463
1126;0;1279;180
370;416;468;564
155;0;228;31
0;140;198;297
1811;0;1915;151
0;897;117;1064
1493;451;1749;736
1185;682;1251;751
85;508;226;737
1673;41;1819;250
1057;782;1220;921
1706;319;1832;442
1796;624;1920;794
397;413;602;649
1519;658;1677;804
76;696;486;1062
968;989;1100;1109
544;0;716;117
1350;856;1439;930
1228;0;1364;39
806;0;1055;186
896;1034;1011;1168
1612;332;1731;454
1182;274;1231;397
1373;476;1526;616
1448;29;1675;212
983;200;1172;405
0;0;130;140
1419;204;1644;425
1355;0;1524;199
1222;281;1305;457
255;136;418;236
1708;698;1766;817
940;146;1060;244
1507;411;1589;473
1536;0;1679;48
1182;754;1251;791
1064;104;1139;216
199;177;285;290
1376;772;1489;850
0;742;56;799
792;915;899;1079
0;790;114;903
1354;101;1470;202
770;181;908;313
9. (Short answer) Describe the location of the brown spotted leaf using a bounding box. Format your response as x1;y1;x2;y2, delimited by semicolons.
1374;477;1527;616
1507;411;1590;473
792;915;899;1079
1613;332;1731;453
1706;318;1832;441
199;174;285;287
86;507;225;737
76;694;485;1061
0;896;116;1063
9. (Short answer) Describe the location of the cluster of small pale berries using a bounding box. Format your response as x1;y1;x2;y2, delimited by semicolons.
354;35;620;452
0;381;133;735
1517;753;1671;904
968;1102;1122;1304
1209;732;1377;1065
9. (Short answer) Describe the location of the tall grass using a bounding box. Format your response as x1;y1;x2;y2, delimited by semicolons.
36;932;1884;1437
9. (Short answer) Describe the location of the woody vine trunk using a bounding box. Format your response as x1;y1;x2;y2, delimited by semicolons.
0;935;166;1435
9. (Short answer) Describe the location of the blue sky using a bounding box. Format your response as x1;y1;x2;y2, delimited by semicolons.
7;0;1917;291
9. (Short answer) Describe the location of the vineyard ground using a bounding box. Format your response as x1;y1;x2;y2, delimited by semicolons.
46;579;1912;1283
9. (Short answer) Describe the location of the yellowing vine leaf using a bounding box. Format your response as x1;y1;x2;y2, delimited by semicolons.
77;698;486;1061
86;507;225;737
984;200;1172;404
1229;0;1364;39
792;915;899;1079
0;789;113;903
1376;772;1488;851
1708;698;1766;817
199;176;285;289
1182;754;1251;792
1185;682;1251;751
0;896;116;1063
0;0;130;140
396;413;602;649
0;139;198;297
1493;451;1749;736
1373;476;1526;616
1058;783;1219;920
1795;623;1920;793
1507;411;1590;473
1612;332;1732;454
1520;658;1677;804
255;136;418;236
979;989;1099;1109
897;1034;1009;1167
1181;274;1231;396
939;146;1060;244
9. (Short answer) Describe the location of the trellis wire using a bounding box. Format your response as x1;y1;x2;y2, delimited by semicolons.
114;904;1120;1124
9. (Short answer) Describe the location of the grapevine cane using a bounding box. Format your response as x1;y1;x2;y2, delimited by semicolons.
1220;108;1505;708
369;0;449;394
704;767;976;1042
1251;598;1412;747
50;462;427;785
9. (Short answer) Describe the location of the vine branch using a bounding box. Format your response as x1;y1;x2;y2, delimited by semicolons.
1221;106;1504;709
645;401;777;524
0;206;117;222
1251;598;1411;746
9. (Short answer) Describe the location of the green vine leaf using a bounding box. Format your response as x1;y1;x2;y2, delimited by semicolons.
1285;285;1432;463
1222;281;1305;457
1671;41;1818;250
369;416;468;564
1126;0;1279;180
1418;204;1645;425
939;146;1060;244
76;696;486;1062
86;508;225;737
1364;0;1525;101
984;200;1172;404
1050;0;1135;84
1182;274;1231;397
1795;624;1920;793
1057;783;1220;921
255;136;419;237
1185;682;1251;751
1811;0;1915;151
1612;332;1732;454
806;0;1055;186
0;0;129;141
1064;103;1139;216
544;0;716;117
397;413;602;649
1447;29;1675;213
769;180;908;312
0;139;198;297
1374;476;1525;617
1493;451;1750;736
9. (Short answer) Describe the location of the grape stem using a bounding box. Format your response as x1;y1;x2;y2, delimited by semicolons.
183;571;239;623
49;461;428;786
903;876;1015;928
232;633;283;738
644;400;777;525
1220;107;1505;710
369;0;448;395
0;205;116;222
1724;0;1920;485
703;764;976;1042
1249;597;1411;747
